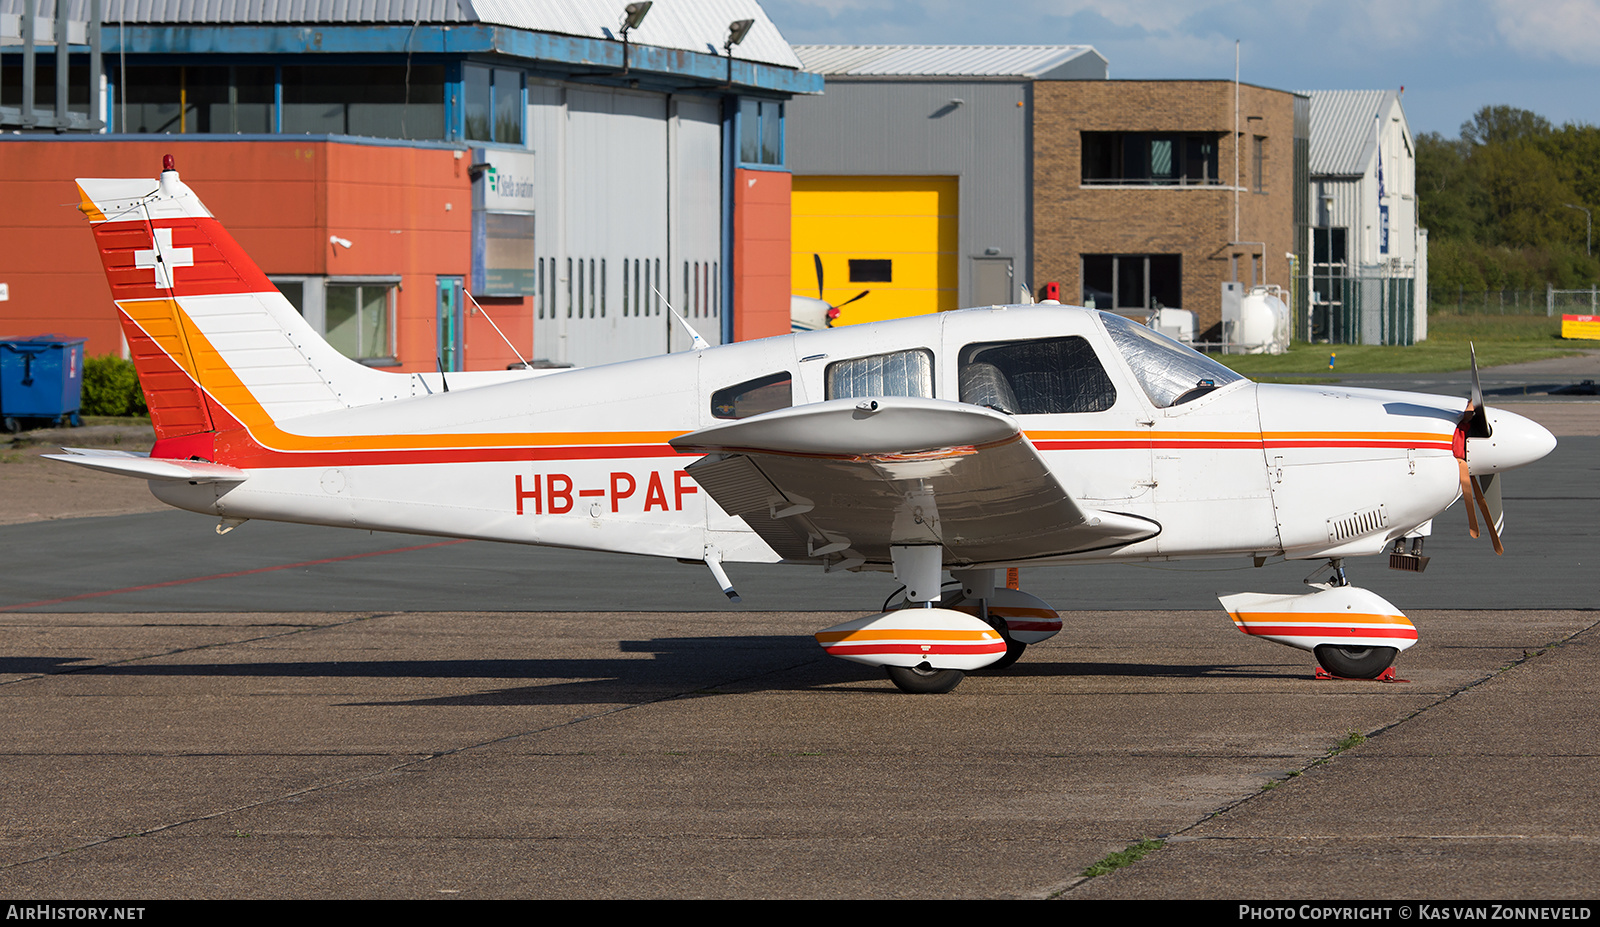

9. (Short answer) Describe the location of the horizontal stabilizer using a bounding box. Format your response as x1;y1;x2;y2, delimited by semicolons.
45;448;247;483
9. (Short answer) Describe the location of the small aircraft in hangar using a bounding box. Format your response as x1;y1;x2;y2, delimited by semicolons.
54;158;1556;693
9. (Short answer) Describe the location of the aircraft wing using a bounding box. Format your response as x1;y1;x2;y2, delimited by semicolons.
670;397;1159;567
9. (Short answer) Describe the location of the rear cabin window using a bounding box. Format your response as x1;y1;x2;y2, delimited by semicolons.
825;349;935;400
958;337;1117;414
712;372;793;420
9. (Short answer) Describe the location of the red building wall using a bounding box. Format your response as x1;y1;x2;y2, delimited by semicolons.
0;138;477;372
733;167;792;342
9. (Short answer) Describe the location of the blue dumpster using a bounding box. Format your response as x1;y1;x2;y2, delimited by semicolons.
0;335;87;432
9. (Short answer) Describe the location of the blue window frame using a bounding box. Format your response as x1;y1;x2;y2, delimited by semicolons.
738;98;783;167
464;64;524;145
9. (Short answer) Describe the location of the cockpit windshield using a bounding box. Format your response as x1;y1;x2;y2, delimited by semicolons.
1098;311;1246;408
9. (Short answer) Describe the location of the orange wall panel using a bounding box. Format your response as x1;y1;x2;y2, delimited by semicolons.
733;168;791;342
0;139;474;371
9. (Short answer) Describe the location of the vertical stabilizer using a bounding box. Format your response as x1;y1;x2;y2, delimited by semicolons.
76;157;415;449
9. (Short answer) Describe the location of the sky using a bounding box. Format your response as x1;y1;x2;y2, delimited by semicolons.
757;0;1600;137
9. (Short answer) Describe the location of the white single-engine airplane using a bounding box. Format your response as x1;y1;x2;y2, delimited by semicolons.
53;158;1557;693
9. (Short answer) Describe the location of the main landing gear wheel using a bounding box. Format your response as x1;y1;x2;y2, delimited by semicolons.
1314;644;1398;679
981;637;1027;671
885;663;966;694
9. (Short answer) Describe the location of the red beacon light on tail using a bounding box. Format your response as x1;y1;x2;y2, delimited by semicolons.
163;154;176;172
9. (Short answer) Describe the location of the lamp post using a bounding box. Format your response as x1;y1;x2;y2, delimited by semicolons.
618;2;651;75
1564;203;1592;257
724;18;754;87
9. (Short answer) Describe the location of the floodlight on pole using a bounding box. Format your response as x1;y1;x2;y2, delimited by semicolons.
618;2;652;75
1564;203;1592;257
723;19;755;87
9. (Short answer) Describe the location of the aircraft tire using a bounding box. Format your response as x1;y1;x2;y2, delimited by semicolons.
981;639;1027;671
885;664;965;694
1314;644;1398;679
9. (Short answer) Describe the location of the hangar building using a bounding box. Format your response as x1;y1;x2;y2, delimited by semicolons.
786;46;1309;342
1;0;820;371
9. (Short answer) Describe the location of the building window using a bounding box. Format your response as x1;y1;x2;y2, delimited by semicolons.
1081;255;1182;314
465;65;523;144
739;98;783;166
116;65;274;134
1253;136;1266;193
282;66;445;139
1310;227;1348;342
849;259;892;283
325;282;397;364
1081;133;1221;186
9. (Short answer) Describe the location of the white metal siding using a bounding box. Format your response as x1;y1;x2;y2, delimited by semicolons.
563;86;671;367
669;94;724;352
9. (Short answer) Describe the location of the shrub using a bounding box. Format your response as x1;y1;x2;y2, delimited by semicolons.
80;355;147;417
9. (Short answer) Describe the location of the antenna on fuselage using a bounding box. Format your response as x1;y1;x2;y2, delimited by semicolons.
653;286;710;350
464;289;533;368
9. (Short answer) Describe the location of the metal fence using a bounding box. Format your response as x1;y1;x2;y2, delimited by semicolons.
1550;287;1600;316
1432;286;1599;316
1297;274;1416;346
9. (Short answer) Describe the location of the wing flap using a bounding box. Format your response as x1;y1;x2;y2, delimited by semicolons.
672;398;1158;565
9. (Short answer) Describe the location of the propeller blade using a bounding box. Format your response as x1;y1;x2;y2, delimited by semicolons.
1455;345;1504;551
834;290;870;309
1466;343;1491;438
1473;473;1505;554
1459;458;1480;540
814;253;825;301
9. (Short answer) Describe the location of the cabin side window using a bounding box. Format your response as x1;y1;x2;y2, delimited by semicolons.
712;372;793;420
824;349;935;400
958;337;1116;414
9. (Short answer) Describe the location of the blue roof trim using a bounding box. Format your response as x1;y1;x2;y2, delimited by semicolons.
0;133;469;149
105;24;824;95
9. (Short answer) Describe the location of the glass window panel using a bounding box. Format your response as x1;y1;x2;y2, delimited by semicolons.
1116;255;1146;310
341;66;445;140
361;286;389;357
825;349;935;400
494;68;522;144
1081;254;1114;307
739;98;760;164
1100;311;1243;407
484;213;536;295
273;280;304;313
1150;137;1175;179
464;65;492;142
1149;255;1182;310
324;286;360;357
712;372;793;420
960;337;1116;414
761;101;782;164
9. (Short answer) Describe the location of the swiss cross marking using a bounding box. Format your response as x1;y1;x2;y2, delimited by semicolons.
133;228;195;290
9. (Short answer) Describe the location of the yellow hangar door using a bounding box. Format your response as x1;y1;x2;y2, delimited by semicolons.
791;176;957;325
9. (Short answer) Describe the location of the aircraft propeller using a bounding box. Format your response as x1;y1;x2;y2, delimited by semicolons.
1453;344;1504;554
813;253;868;326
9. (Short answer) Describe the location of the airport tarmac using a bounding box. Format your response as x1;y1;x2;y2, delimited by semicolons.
0;370;1596;899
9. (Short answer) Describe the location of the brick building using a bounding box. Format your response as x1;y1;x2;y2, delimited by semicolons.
1032;80;1307;340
